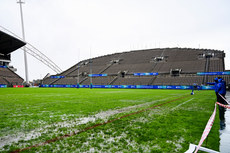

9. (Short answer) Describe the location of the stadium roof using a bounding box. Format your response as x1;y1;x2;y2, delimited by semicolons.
0;30;26;55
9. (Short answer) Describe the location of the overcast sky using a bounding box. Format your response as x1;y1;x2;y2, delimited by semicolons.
1;0;230;81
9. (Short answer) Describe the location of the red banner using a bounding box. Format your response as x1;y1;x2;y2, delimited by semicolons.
13;85;24;88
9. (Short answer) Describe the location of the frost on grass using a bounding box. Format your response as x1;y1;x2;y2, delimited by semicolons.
166;137;184;152
1;95;191;152
57;129;162;152
120;99;146;103
0;97;169;150
49;102;185;153
134;117;149;123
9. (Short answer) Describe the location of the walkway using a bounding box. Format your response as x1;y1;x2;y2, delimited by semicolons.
219;92;230;153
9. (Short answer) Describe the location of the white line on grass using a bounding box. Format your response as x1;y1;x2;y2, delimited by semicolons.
171;98;194;111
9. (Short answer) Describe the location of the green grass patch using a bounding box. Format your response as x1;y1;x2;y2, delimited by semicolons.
0;88;219;152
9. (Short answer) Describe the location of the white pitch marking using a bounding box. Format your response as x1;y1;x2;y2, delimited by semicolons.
171;98;194;111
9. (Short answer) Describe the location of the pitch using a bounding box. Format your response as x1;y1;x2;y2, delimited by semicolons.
0;88;219;152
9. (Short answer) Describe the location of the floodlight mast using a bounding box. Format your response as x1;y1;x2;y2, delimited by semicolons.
17;0;29;84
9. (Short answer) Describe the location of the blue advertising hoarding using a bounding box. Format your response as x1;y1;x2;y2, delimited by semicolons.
40;84;214;90
88;74;108;77
134;72;158;76
0;84;7;88
200;86;215;90
50;76;65;79
197;71;230;75
0;66;7;68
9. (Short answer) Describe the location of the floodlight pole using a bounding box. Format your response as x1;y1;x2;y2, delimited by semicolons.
17;0;29;84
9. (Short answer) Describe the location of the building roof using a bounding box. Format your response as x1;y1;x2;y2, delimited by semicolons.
0;30;26;55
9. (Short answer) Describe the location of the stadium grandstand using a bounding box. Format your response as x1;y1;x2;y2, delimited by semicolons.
42;48;230;87
0;30;25;87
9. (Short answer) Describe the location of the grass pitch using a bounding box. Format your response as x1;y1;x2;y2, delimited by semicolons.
0;88;219;152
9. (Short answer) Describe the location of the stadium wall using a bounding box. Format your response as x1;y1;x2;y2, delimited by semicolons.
40;84;215;90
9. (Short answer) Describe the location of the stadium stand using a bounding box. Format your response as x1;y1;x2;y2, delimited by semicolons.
43;48;229;86
0;30;25;86
0;76;8;84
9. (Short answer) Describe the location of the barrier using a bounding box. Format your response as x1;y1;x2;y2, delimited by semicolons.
40;84;215;90
197;71;230;75
201;86;215;90
216;102;230;109
13;85;24;88
50;76;65;78
40;84;78;88
88;74;107;77
194;103;217;153
190;99;230;153
40;84;193;89
0;66;7;68
133;72;158;76
218;94;230;105
0;84;7;88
